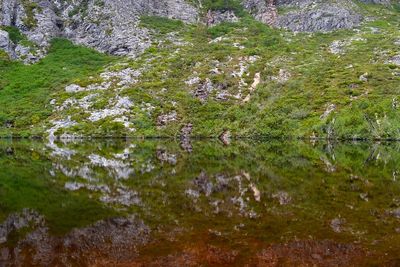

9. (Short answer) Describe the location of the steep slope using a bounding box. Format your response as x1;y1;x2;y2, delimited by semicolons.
0;0;400;140
0;0;198;62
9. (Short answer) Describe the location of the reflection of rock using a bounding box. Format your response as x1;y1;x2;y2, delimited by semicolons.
320;156;336;173
47;140;77;160
187;172;260;218
89;154;134;179
194;171;213;197
3;214;150;266
156;149;177;165
0;209;45;244
389;208;400;218
272;191;291;205
330;218;346;233
219;130;232;145
46;142;152;207
100;187;141;207
180;123;193;152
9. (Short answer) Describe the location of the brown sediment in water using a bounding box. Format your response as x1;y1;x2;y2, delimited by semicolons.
125;239;374;267
252;240;370;267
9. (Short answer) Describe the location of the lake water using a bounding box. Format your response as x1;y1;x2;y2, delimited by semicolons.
1;139;400;266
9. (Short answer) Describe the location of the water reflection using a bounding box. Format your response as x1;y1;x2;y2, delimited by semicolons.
1;139;400;266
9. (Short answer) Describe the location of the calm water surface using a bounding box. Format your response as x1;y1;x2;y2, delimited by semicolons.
1;139;400;266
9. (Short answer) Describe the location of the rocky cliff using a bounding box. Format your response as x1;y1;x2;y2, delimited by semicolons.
0;0;198;62
0;0;393;62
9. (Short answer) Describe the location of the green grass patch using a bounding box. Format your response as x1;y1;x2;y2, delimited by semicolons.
0;38;114;137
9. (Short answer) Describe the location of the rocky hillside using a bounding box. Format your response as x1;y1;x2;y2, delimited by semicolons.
0;0;400;140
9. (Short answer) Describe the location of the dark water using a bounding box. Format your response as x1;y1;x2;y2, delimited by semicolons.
1;139;400;266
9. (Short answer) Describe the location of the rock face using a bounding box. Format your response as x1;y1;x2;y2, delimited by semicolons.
0;0;395;62
206;10;239;26
0;30;14;58
243;0;363;32
276;1;362;32
0;0;198;61
242;0;278;26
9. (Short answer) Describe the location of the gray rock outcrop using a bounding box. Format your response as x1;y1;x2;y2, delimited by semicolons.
242;0;364;32
0;0;199;62
0;29;14;58
0;0;395;62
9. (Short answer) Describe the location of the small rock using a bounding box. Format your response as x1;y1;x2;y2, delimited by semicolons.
157;111;178;127
65;84;84;93
359;73;368;82
194;79;214;102
329;40;347;54
388;54;400;66
219;130;231;145
320;104;336;120
250;72;261;92
271;69;291;83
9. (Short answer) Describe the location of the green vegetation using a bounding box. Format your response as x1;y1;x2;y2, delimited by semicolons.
20;0;40;28
0;4;399;140
1;26;36;47
0;38;114;137
140;16;185;34
202;0;245;16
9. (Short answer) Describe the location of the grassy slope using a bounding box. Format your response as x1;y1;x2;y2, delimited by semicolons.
0;39;114;137
0;4;399;139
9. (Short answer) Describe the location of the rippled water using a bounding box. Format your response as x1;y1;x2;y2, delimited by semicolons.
1;139;400;266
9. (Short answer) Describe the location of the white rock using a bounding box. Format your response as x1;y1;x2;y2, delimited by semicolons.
65;84;84;93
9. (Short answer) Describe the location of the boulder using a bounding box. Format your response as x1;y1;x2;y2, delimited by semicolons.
0;30;15;58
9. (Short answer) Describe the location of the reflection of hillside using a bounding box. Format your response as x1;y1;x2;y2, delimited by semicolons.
1;140;400;264
0;209;149;266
